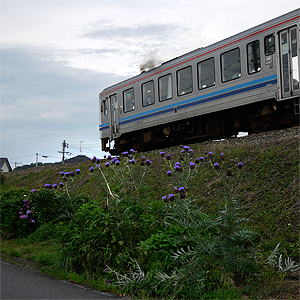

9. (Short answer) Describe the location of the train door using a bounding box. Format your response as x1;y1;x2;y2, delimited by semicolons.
278;26;300;99
109;94;119;138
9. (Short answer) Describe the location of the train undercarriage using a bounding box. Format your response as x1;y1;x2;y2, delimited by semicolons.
104;97;299;155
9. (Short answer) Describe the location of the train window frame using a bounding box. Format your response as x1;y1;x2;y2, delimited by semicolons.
247;40;261;75
142;80;155;107
177;66;193;96
123;88;135;113
221;48;241;82
102;99;108;116
197;57;215;89
264;34;275;55
159;73;173;102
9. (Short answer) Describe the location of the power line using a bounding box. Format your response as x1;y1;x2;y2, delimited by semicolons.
10;154;36;160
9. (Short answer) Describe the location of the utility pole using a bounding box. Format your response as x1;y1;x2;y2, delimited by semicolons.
15;162;22;168
80;141;83;154
58;140;71;164
36;153;38;167
62;140;67;164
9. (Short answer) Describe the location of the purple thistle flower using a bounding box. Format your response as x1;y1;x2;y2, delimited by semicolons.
91;156;97;162
175;162;180;166
31;189;36;193
189;162;195;169
145;159;151;166
65;172;70;177
59;182;63;188
90;167;95;172
52;183;57;189
107;155;112;160
174;186;178;192
167;154;171;160
115;160;120;166
162;196;168;203
180;150;185;154
160;152;165;157
76;169;81;174
70;171;75;177
208;152;213;158
174;165;181;172
131;159;135;164
178;187;185;193
168;194;175;201
195;158;200;164
238;162;243;169
221;152;224;160
122;151;129;157
183;146;190;151
105;162;110;167
167;170;172;177
142;156;146;161
130;149;136;154
60;172;65;177
199;157;204;161
214;162;220;170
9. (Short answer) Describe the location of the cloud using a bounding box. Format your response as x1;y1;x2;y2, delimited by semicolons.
0;45;125;165
82;22;181;40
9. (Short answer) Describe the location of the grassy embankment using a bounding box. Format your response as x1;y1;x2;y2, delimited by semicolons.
1;130;299;299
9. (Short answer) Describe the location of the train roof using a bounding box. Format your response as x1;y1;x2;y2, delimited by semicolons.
100;8;300;96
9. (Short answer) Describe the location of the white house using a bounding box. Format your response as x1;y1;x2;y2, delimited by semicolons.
0;158;12;172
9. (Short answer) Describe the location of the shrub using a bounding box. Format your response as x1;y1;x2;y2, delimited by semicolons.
0;188;35;237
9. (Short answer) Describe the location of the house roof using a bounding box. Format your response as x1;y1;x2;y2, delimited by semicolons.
0;158;12;172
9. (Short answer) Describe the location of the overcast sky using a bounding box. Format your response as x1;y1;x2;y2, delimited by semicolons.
0;0;298;168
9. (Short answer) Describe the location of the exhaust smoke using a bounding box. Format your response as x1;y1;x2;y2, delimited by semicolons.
140;51;161;72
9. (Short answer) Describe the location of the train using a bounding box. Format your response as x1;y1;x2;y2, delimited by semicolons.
99;9;300;154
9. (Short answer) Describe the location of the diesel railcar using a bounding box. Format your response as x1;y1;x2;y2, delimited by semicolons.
99;9;300;154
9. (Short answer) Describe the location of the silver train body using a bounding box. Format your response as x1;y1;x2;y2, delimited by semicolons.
99;9;300;154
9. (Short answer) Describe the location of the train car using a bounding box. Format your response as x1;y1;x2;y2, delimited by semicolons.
99;9;300;154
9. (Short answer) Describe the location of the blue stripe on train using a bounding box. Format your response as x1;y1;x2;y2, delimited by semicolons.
99;75;277;131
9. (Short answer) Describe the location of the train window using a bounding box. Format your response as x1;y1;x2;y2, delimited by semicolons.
198;58;215;89
102;100;108;115
247;40;261;74
221;48;241;82
142;81;155;107
159;74;172;101
291;28;299;91
123;88;135;112
177;66;193;96
264;34;275;55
